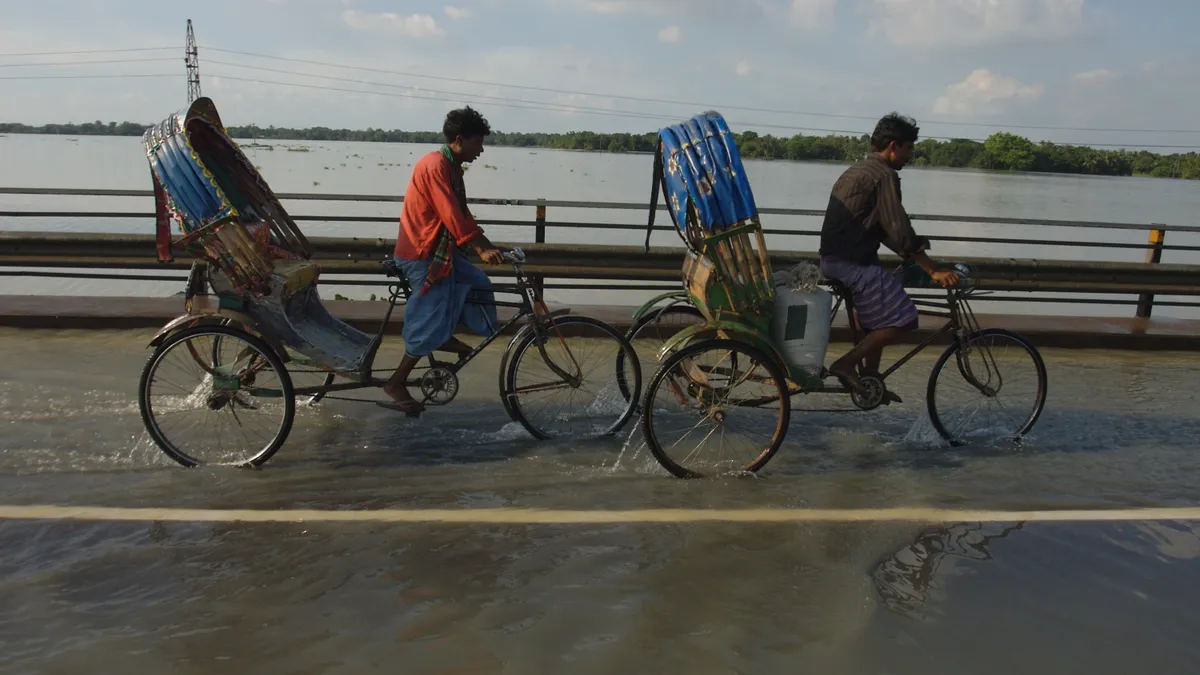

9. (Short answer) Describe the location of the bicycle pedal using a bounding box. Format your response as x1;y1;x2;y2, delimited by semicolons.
882;390;903;405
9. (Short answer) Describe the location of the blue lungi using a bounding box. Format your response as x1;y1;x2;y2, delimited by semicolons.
820;256;918;332
395;254;498;357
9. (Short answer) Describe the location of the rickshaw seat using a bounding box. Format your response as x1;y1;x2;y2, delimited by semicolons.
271;258;321;297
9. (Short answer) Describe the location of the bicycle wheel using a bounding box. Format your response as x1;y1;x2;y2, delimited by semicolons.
617;304;704;401
139;325;295;467
926;328;1047;445
642;338;790;479
503;315;641;439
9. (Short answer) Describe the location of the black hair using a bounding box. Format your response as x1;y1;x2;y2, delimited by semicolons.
443;106;491;142
870;112;919;152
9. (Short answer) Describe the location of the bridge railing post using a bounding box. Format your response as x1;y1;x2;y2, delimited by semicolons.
1135;225;1165;318
535;201;547;245
531;201;547;301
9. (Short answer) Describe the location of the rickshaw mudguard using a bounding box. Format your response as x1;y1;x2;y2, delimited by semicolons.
631;291;690;324
146;306;284;357
656;319;787;370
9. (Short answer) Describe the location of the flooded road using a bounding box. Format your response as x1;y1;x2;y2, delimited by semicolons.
3;328;1200;673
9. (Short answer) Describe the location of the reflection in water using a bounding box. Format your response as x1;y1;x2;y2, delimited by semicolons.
871;521;1025;620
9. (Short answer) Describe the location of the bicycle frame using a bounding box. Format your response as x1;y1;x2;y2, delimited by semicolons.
290;252;580;398
829;276;997;394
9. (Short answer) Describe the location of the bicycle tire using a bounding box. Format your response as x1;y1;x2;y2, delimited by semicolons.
641;338;790;479
502;315;642;440
139;324;296;468
926;328;1047;445
617;304;704;402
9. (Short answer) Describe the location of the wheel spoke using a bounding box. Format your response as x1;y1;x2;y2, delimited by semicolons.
928;330;1046;444
506;316;641;439
140;326;295;467
642;338;790;478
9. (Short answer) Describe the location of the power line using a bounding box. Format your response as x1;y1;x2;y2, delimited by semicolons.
0;47;176;58
207;71;893;136
0;50;1193;149
208;72;684;122
202;46;1200;135
0;57;177;68
202;70;1200;150
0;73;178;81
206;59;671;119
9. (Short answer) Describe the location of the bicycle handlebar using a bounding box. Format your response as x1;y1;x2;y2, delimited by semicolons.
502;247;526;264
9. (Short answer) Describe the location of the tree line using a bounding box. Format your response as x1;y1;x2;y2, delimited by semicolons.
2;120;1196;180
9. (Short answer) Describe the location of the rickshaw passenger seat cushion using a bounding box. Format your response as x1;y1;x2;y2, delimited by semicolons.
271;259;321;296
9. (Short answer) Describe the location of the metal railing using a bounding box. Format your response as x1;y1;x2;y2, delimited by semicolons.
0;187;1195;316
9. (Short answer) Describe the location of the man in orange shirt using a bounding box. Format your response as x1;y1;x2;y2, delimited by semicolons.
381;106;505;416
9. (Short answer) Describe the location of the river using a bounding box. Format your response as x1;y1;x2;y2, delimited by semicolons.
2;134;1199;317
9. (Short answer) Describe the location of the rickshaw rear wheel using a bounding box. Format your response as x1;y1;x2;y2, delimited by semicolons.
139;325;295;468
641;338;790;479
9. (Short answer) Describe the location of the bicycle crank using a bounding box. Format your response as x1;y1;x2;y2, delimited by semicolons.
850;375;886;411
419;365;460;406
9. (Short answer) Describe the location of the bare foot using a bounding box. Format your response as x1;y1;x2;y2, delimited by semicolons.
379;384;424;416
827;361;862;392
382;382;415;403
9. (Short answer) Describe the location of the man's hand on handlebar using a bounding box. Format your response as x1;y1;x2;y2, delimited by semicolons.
471;237;506;266
930;268;961;288
911;251;962;288
477;247;505;265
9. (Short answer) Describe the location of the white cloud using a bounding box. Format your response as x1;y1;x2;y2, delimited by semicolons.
735;60;754;76
865;0;1085;48
658;25;682;42
1072;68;1118;86
933;68;1043;115
572;0;668;12
341;10;446;38
560;0;832;30
789;0;837;29
444;5;474;20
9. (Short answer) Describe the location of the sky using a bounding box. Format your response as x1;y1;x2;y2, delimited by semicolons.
1;0;1199;151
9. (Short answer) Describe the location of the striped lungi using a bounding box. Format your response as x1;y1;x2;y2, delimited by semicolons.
820;256;918;332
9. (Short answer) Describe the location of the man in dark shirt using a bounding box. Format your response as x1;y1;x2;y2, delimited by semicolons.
819;113;960;394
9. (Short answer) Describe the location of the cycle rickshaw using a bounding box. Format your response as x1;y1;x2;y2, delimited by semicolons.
137;97;642;467
624;111;1048;478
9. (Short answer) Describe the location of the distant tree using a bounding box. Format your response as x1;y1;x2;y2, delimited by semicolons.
0;119;1195;180
984;132;1036;171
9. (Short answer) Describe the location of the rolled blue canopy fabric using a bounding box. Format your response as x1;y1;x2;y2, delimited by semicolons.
658;111;758;235
141;98;236;234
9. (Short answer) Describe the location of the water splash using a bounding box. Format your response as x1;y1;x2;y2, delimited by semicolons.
901;413;952;449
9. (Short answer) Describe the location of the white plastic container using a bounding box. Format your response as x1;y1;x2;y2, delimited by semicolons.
770;283;833;376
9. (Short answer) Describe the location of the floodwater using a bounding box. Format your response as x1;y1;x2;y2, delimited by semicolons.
3;134;1200;318
3;328;1200;673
